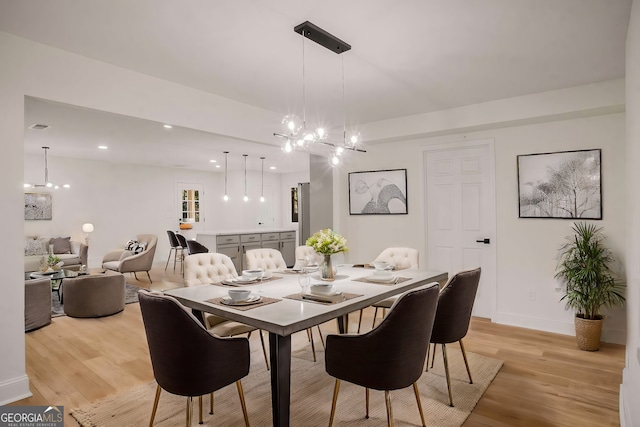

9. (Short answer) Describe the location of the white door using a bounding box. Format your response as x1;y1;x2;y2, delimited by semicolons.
177;182;204;240
424;140;496;319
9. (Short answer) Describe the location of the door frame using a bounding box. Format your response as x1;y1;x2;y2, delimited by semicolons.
421;138;497;320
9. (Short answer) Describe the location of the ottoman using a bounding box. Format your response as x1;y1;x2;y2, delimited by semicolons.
63;270;126;318
25;276;52;331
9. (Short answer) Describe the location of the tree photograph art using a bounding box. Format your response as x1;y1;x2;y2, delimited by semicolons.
517;149;601;219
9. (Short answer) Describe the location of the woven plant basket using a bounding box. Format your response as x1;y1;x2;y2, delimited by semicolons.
574;315;604;351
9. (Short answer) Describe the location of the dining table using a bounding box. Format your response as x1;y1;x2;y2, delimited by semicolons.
164;265;448;427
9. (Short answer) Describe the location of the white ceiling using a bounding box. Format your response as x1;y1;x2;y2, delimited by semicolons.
2;0;632;171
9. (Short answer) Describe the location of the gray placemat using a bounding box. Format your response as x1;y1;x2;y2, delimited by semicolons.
352;276;412;286
205;295;281;311
284;292;362;305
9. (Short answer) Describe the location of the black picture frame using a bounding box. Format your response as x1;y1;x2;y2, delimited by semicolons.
348;169;408;215
517;148;602;219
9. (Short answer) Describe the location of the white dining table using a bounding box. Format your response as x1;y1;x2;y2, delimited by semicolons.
164;266;447;427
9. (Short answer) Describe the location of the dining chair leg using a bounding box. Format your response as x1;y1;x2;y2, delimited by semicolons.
149;384;162;427
146;271;153;283
459;339;473;384
186;396;193;427
174;247;178;272
258;330;270;370
236;380;251;427
425;342;431;372
357;309;364;333
309;327;317;362
441;344;454;407
430;342;437;368
165;248;173;271
371;307;379;329
329;379;340;427
413;382;426;427
317;325;325;349
209;392;214;415
198;395;203;424
384;390;394;427
365;387;370;419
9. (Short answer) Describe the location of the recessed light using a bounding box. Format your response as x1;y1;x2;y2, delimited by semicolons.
163;124;173;129
215;165;221;168
210;159;217;163
98;145;108;150
270;166;276;170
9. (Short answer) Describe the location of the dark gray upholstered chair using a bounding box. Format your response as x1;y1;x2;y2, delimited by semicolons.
139;290;250;427
325;283;440;427
427;267;481;407
24;276;52;332
186;239;209;255
165;230;184;272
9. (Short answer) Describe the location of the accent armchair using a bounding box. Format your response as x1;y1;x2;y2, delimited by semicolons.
102;234;157;283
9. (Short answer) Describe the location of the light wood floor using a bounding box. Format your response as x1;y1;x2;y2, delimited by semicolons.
12;263;625;426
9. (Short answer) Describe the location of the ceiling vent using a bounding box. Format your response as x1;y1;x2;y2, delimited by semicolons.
28;123;51;130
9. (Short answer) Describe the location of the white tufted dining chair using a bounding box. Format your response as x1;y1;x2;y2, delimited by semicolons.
294;245;324;269
357;247;420;333
245;248;287;271
245;248;326;362
183;253;270;369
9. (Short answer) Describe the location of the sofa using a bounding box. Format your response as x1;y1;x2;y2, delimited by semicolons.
24;236;88;273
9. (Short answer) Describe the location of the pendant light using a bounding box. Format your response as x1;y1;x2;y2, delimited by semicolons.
273;21;365;160
25;146;71;189
223;151;229;201
260;157;266;202
243;154;249;202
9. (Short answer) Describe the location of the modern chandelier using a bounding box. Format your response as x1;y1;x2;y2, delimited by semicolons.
274;21;365;166
24;146;70;190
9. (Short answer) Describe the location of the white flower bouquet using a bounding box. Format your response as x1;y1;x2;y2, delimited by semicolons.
306;229;348;255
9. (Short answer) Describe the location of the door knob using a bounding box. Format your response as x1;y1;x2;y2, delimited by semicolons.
476;238;490;244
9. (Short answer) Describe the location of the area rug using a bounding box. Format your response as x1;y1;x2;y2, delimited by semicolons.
51;283;142;317
71;342;503;426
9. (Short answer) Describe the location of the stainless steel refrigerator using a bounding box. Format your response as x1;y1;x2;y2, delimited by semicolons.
297;182;311;246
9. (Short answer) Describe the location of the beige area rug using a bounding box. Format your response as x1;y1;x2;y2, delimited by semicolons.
72;339;502;427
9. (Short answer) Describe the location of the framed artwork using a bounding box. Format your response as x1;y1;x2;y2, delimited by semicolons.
24;193;52;220
348;169;408;215
517;149;601;219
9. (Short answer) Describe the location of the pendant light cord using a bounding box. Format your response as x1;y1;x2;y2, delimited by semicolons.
223;151;229;195
43;146;49;183
342;55;346;144
302;31;307;133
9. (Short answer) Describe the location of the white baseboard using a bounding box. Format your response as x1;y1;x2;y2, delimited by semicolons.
494;312;626;344
0;374;31;406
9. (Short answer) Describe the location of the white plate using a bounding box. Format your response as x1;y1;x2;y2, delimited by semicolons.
235;277;260;284
311;273;350;281
220;295;262;306
366;274;397;284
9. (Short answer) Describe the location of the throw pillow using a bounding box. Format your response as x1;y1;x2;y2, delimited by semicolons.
125;239;138;251
50;237;71;254
132;241;147;254
24;238;48;256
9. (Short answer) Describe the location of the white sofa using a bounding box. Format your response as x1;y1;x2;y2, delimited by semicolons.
24;236;88;273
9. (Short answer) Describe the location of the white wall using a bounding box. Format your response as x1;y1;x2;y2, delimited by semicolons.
621;1;640;425
337;110;627;344
23;154;287;267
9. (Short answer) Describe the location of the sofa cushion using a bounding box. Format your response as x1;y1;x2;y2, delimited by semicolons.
51;237;71;254
102;260;121;271
119;250;134;261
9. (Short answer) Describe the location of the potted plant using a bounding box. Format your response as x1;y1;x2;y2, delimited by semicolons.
555;222;625;351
